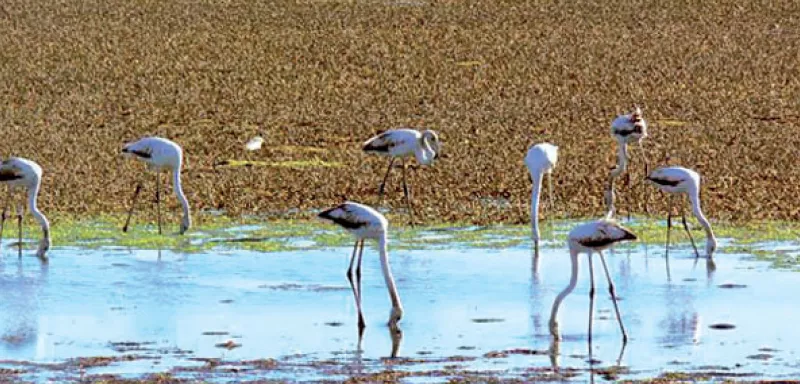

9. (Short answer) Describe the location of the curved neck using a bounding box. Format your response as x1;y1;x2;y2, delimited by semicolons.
549;249;580;326
610;143;629;179
378;233;402;311
415;137;436;165
531;171;543;242
27;182;50;243
688;187;715;245
173;168;191;225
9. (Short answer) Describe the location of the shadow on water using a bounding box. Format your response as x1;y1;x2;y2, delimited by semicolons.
0;237;798;381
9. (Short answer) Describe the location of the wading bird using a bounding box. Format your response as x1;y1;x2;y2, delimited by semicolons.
524;143;558;252
549;219;637;345
0;157;50;260
606;106;650;217
121;137;191;235
362;128;441;226
317;201;403;339
646;166;717;259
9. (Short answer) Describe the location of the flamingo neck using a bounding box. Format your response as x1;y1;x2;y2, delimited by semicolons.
378;233;402;311
173;168;191;231
27;181;50;255
610;143;629;179
531;171;543;243
688;187;716;251
549;248;580;327
415;136;436;166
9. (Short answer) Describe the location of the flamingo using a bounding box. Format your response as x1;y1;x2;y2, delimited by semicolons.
362;128;441;226
606;106;650;217
121;137;191;235
0;157;50;260
646;166;717;259
317;201;403;339
549;219;637;345
524;143;558;252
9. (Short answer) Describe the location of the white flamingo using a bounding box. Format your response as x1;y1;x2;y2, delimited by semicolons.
646;166;717;259
524;143;558;251
549;219;637;344
317;201;403;339
0;157;50;260
362;128;441;225
121;137;191;235
606;106;650;217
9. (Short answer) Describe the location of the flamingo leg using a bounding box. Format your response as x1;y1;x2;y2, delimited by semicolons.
400;158;415;227
587;252;596;349
377;158;395;205
389;323;403;358
665;194;674;258
16;202;23;259
155;171;162;235
680;199;701;258
548;171;555;213
355;239;366;336
0;188;10;251
638;143;651;215
122;181;143;232
598;251;627;343
625;167;631;221
346;240;365;338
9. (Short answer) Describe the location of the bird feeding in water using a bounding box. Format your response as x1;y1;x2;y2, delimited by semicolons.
646;166;717;259
524;143;558;253
362;128;441;226
549;219;637;345
317;201;403;340
0;157;50;260
121;137;191;235
606;106;650;218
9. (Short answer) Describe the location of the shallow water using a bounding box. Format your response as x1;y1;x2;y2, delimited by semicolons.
0;238;799;381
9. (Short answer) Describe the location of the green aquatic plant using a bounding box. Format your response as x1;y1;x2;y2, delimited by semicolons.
9;214;800;265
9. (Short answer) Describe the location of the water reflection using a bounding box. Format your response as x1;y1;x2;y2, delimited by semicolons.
0;259;48;357
530;249;545;337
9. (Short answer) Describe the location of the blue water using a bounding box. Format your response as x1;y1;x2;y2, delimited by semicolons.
0;238;798;381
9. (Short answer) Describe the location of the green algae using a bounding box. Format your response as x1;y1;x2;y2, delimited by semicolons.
10;214;800;266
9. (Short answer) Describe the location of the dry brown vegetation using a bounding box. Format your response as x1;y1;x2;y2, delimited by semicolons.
0;0;798;224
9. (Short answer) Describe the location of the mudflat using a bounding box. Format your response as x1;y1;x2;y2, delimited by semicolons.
0;0;797;223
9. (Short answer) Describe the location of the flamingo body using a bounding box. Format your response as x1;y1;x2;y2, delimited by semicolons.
646;166;699;194
568;219;637;252
122;137;184;171
318;201;388;240
0;157;50;259
610;106;647;145
524;143;558;173
363;128;440;166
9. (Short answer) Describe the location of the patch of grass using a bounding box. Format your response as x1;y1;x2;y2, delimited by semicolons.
15;214;800;267
215;158;343;169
